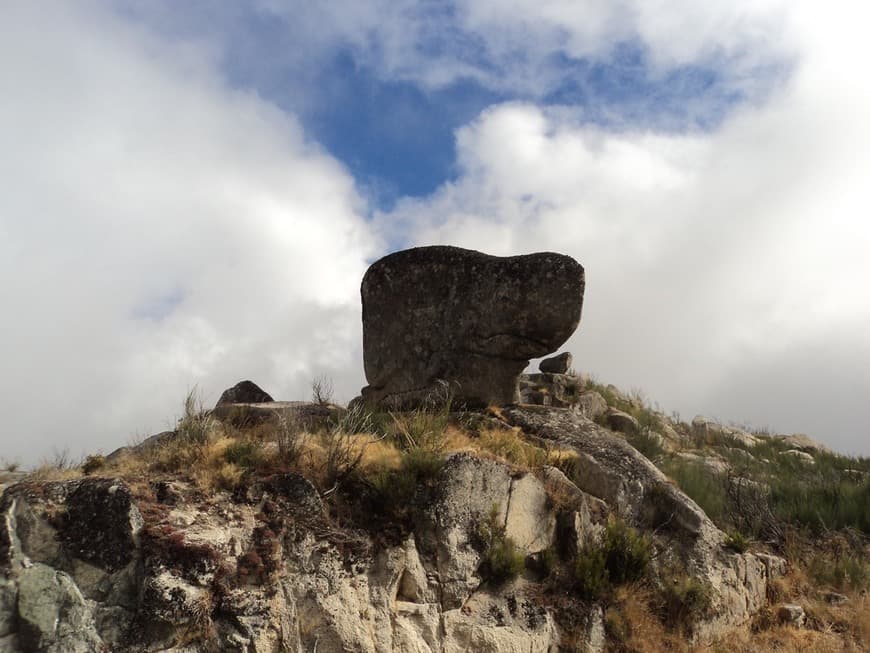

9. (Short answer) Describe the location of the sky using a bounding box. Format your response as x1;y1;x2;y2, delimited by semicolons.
1;1;869;465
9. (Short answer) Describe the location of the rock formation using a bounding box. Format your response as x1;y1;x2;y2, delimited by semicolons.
539;351;572;374
215;380;274;407
0;458;602;652
0;407;789;652
360;246;585;408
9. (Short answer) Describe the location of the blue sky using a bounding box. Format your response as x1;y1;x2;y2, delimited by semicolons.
2;1;869;464
116;2;765;209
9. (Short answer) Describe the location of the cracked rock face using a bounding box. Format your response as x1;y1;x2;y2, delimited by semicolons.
360;246;585;408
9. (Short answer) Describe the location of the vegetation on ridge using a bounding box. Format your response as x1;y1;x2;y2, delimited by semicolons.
13;374;870;653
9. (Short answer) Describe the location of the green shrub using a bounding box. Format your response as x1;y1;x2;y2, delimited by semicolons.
573;545;609;600
81;454;106;475
658;573;713;630
660;459;726;526
536;547;559;579
626;429;665;462
603;518;651;584
807;548;869;591
223;439;262;469
177;387;216;445
723;530;750;553
477;505;525;583
769;476;870;535
370;447;445;518
571;518;651;600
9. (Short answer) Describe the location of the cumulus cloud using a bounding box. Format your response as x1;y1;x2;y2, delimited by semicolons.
0;3;378;465
377;1;870;454
226;0;793;103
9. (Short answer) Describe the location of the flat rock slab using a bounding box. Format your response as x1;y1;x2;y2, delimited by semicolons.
360;246;584;408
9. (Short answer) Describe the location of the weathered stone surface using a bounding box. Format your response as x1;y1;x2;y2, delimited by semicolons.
574;391;608;420
360;246;584;408
675;452;729;475
60;480;143;572
1;401;797;651
605;408;640;435
105;430;176;463
0;470;569;652
17;563;103;652
777;603;806;627
539;352;573;374
0;580;16;638
776;433;831;454
416;453;559;609
215;380;274;407
501;406;779;641
519;373;585;409
0;472;25;498
781;449;815;464
691;416;760;448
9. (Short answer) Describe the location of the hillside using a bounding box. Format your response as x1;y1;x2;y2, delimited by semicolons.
1;371;867;652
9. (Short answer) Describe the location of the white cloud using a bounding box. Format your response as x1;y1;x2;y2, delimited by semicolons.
0;3;378;465
377;1;870;454
246;0;791;101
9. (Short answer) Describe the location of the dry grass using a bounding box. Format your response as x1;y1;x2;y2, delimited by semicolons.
708;623;853;653
605;584;690;652
707;563;870;653
26;465;83;482
472;427;548;470
25;449;83;482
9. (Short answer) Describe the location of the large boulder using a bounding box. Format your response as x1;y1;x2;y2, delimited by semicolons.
360;246;584;408
215;380;273;407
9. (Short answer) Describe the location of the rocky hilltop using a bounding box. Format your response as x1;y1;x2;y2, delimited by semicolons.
0;247;867;652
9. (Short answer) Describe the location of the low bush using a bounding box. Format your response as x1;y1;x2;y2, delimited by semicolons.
275;412;309;466
176;387;216;445
81;454;106;475
476;504;525;583
603;518;651;584
657;572;713;631
571;518;651;600
223;439;262;470
626;429;665;462
660;458;726;526
370;446;445;518
724;530;751;553
474;427;547;469
573;544;609;600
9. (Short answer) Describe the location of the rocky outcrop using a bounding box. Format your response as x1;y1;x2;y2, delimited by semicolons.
691;416;760;448
0;452;605;652
215;380;274;407
501;406;785;642
604;408;640;435
539;352;572;374
0;403;790;651
359;246;584;408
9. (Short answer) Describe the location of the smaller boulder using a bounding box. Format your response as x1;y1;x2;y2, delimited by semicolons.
780;449;815;464
777;603;806;628
605;408;640;435
574;391;607;420
539;352;573;374
824;591;848;606
215;380;274;408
